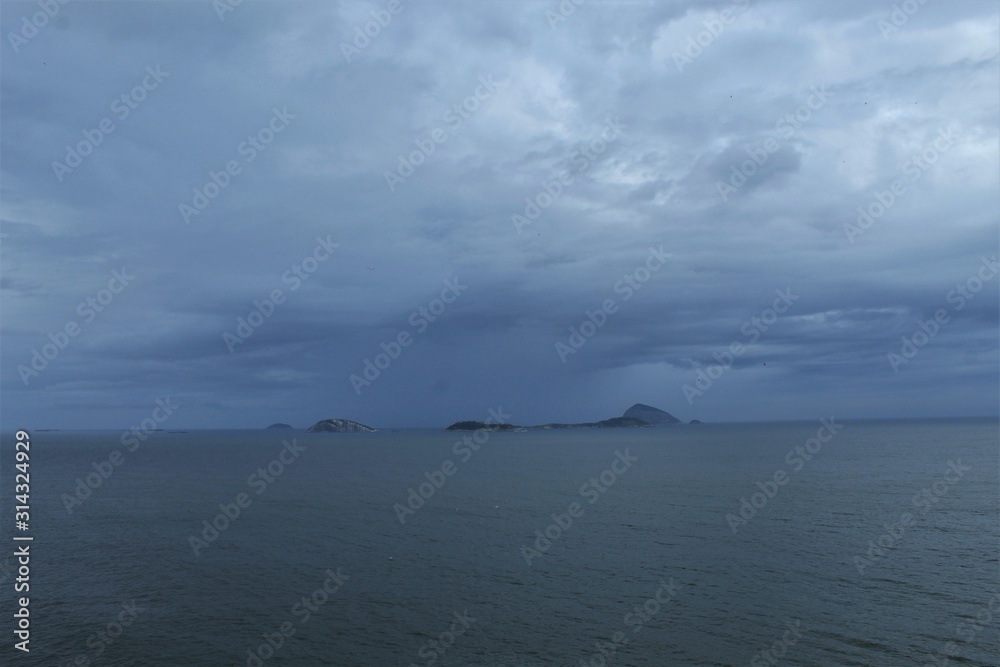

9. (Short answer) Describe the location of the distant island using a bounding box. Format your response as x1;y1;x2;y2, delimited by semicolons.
532;416;651;429
445;404;700;430
287;404;695;433
447;421;519;431
307;418;377;433
622;403;681;425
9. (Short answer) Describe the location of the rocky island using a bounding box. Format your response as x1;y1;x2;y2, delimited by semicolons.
445;404;700;430
622;403;681;425
265;423;294;430
307;418;377;433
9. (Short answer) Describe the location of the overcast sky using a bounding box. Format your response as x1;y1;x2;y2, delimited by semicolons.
1;0;997;429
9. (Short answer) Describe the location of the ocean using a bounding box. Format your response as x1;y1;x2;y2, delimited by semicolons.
1;418;997;666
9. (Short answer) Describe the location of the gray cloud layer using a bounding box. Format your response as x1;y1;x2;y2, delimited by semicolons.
2;0;997;428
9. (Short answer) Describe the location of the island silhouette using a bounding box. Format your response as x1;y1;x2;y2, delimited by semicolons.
446;404;699;430
266;404;699;432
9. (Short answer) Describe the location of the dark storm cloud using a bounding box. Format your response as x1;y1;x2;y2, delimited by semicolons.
1;0;997;428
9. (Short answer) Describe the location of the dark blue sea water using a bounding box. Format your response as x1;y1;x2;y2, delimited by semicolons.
1;419;997;666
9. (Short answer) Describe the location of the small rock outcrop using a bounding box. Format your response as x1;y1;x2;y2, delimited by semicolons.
446;421;517;431
266;423;294;430
622;403;681;425
307;419;377;433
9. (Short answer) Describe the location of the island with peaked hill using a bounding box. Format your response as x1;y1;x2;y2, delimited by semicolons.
445;404;700;430
622;403;681;424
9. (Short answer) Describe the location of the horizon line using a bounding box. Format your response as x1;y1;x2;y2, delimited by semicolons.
6;414;998;432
